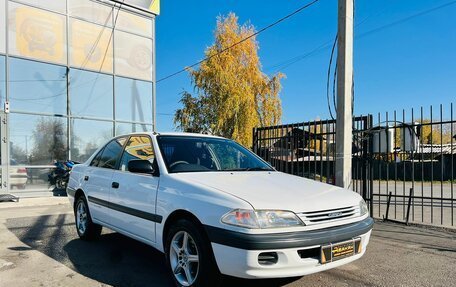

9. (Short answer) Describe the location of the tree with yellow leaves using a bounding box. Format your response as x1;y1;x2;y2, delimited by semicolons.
174;13;284;147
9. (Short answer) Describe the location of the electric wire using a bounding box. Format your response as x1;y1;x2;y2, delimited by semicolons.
156;0;321;84
80;1;124;114
272;0;456;74
326;35;338;120
358;0;456;40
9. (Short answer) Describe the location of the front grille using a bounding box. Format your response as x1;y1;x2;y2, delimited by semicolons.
298;206;359;226
297;247;320;259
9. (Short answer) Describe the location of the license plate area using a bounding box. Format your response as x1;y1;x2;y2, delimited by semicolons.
321;237;361;264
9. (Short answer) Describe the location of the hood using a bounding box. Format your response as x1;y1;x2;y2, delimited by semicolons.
172;171;362;212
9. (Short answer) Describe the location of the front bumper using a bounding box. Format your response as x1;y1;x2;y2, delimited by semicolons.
207;217;373;279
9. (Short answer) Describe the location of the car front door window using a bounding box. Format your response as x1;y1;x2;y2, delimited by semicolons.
119;136;155;172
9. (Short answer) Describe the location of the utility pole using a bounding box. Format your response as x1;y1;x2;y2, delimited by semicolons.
335;0;354;188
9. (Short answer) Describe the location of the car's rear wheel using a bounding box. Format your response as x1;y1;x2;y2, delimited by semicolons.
165;219;221;287
74;196;102;240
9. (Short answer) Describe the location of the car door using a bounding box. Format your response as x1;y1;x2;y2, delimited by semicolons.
110;135;160;243
84;137;127;224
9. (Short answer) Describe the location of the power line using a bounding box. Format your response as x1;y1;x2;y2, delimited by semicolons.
156;0;322;84
78;6;115;73
268;40;332;73
78;1;125;113
271;0;456;74
264;0;455;120
358;0;456;39
264;5;390;73
326;34;338;120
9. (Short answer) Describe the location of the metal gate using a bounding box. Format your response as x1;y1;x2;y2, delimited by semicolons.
253;104;456;228
252;115;373;200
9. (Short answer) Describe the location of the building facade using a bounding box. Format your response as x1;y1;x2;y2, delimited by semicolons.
0;0;157;194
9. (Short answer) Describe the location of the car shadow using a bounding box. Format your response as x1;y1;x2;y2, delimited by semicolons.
6;214;301;287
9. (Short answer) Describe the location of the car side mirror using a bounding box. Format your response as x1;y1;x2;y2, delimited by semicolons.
128;160;154;175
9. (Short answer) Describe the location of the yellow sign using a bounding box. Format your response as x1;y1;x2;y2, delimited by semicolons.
70;19;113;73
125;0;160;15
14;6;65;64
149;0;160;15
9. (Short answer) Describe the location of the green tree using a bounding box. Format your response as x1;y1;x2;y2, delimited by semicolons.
174;13;284;147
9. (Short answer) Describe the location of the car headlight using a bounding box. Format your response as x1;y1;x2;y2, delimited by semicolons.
221;209;305;229
360;200;368;216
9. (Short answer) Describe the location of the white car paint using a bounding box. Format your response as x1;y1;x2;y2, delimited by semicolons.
67;132;373;280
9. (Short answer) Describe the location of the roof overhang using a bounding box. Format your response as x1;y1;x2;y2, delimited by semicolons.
103;0;159;16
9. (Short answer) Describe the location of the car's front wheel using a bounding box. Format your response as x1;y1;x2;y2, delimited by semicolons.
74;196;102;240
165;219;221;287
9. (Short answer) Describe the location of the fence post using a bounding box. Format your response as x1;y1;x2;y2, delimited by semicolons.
252;127;257;153
406;188;414;225
384;191;392;221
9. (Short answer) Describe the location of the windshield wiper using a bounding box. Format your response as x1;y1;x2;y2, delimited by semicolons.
224;167;272;171
245;167;273;171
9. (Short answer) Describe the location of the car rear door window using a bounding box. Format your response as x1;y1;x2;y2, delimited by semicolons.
98;137;127;169
90;148;104;167
119;136;155;171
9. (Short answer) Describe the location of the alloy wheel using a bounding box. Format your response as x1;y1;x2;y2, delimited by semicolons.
169;231;200;286
76;200;88;235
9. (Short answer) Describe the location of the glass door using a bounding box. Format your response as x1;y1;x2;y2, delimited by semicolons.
0;111;7;193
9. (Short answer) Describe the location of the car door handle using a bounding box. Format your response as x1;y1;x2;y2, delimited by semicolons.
112;182;119;189
84;176;89;181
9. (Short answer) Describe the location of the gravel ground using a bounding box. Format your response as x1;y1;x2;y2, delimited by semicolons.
0;199;455;287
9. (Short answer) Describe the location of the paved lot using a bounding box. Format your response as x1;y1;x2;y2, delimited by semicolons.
0;198;455;287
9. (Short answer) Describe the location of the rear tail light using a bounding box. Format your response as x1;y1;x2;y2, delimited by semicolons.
18;168;27;173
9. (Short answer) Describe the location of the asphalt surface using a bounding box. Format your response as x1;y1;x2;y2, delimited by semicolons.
0;201;455;287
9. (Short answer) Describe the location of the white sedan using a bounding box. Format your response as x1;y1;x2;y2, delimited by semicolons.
67;132;373;287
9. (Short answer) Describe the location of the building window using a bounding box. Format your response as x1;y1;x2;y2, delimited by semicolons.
69;18;114;74
70;69;113;119
13;0;67;14
115;76;153;123
114;30;152;81
116;122;152;135
2;0;155;193
9;113;68;166
69;0;113;27
8;2;67;65
116;9;152;38
0;56;5;109
9;57;67;115
0;0;5;53
70;118;113;163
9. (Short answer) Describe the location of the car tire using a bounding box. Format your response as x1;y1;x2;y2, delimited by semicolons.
165;219;221;287
74;196;102;241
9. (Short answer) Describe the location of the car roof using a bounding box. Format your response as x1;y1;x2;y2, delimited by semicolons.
115;132;226;140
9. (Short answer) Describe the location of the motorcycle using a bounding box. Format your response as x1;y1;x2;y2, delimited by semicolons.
48;160;77;189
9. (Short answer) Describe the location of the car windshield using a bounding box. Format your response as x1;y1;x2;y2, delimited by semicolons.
157;136;274;173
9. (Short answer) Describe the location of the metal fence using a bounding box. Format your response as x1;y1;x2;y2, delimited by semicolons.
252;103;455;228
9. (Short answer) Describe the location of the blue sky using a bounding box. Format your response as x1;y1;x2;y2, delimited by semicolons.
155;0;456;131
